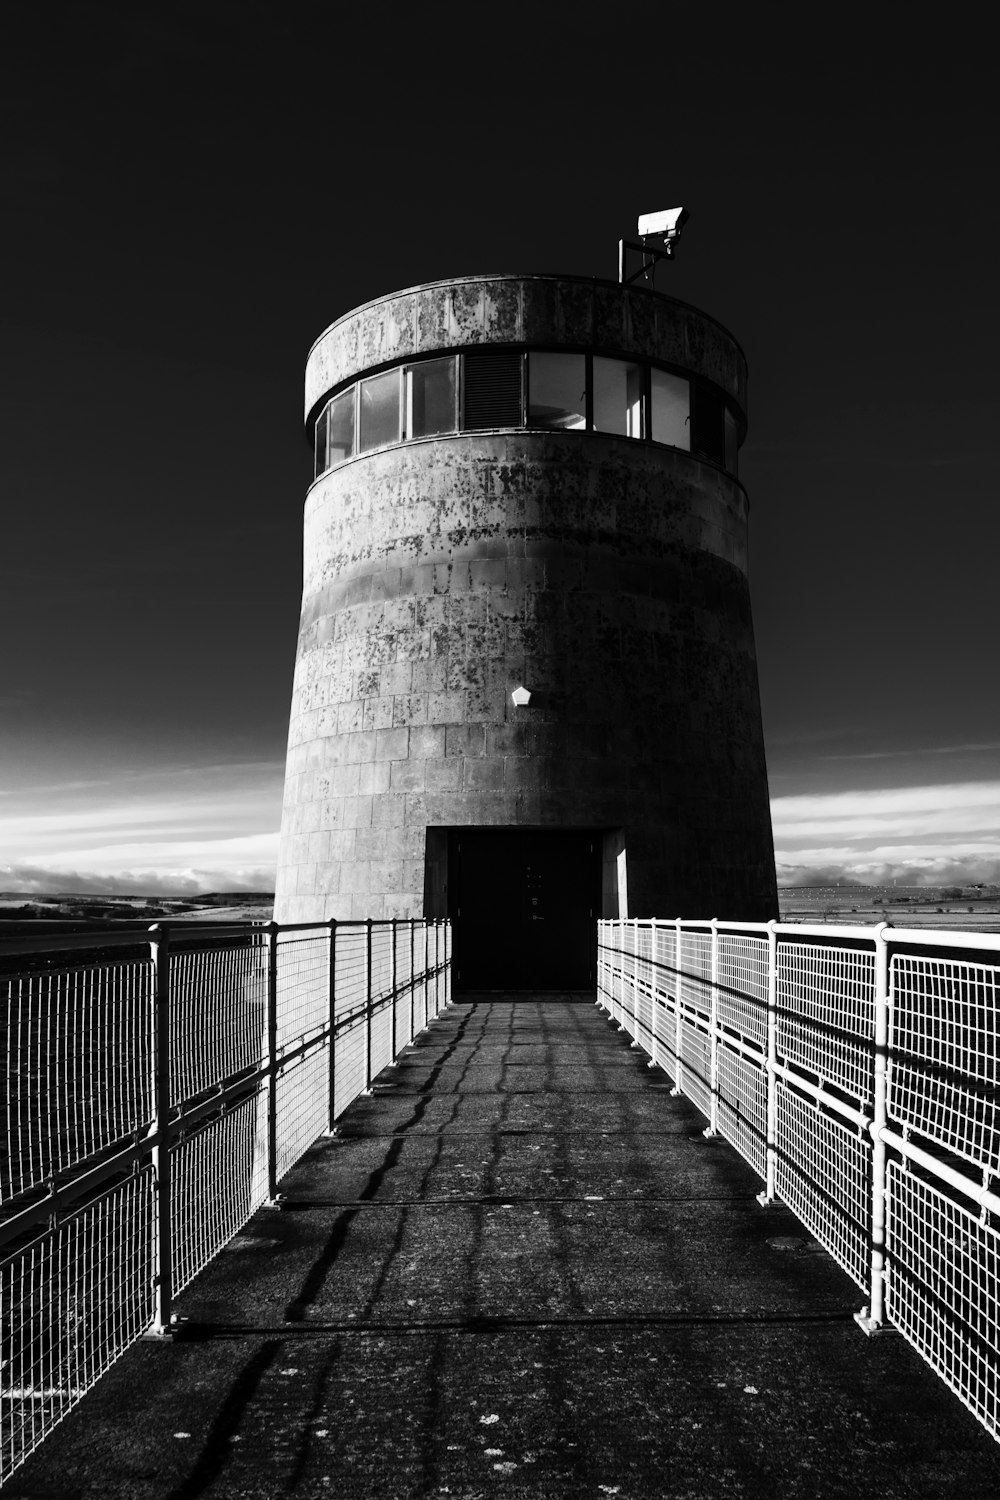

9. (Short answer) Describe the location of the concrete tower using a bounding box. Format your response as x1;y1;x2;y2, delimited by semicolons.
275;273;777;987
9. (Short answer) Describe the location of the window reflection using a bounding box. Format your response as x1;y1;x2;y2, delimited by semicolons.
527;353;586;430
651;369;690;450
406;357;456;438
359;370;400;452
327;388;355;466
593;358;643;438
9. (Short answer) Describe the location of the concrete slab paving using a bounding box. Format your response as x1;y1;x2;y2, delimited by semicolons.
10;997;1000;1499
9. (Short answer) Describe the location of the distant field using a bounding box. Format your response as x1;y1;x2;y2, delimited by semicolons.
778;885;1000;933
0;892;275;942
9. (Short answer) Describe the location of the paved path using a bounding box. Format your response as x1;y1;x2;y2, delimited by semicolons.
13;997;1000;1499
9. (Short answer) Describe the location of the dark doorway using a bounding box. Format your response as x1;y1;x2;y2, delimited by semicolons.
448;829;601;990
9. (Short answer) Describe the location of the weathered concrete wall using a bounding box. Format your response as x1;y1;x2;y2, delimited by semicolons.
304;274;748;423
276;273;776;925
276;432;776;922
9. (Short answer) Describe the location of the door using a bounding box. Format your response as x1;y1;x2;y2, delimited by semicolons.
449;829;601;990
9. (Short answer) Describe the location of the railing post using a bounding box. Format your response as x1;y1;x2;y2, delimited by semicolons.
423;920;429;1029
147;924;174;1337
365;918;373;1091
626;918;641;1040
325;917;338;1134
410;918;416;1042
856;922;891;1335
756;919;779;1207
264;920;282;1206
390;918;398;1061
670;918;684;1096
648;919;660;1070
703;919;720;1137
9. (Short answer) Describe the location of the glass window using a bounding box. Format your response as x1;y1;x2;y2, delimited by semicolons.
314;404;329;477
326;387;355;466
527;353;586;430
724;407;739;475
405;357;457;438
650;369;690;450
593;357;644;438
358;369;401;452
692;385;725;466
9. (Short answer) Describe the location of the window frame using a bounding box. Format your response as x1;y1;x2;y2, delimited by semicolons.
310;349;742;481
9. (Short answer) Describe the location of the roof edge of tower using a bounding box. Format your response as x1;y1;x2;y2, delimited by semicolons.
305;272;748;368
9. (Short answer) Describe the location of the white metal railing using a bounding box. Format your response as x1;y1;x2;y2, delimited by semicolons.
0;916;451;1485
598;917;1000;1445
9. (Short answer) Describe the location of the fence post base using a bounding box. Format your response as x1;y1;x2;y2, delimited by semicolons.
755;1189;781;1209
854;1307;895;1337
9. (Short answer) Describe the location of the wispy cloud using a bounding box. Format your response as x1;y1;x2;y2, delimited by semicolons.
1;863;275;897
772;779;1000;886
0;759;282;892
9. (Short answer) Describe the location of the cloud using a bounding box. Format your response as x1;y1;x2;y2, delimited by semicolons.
0;863;275;897
771;779;1000;886
0;757;282;894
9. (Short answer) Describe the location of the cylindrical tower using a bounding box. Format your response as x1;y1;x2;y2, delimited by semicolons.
275;273;777;986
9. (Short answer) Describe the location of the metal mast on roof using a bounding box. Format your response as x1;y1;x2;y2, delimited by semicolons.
619;207;690;285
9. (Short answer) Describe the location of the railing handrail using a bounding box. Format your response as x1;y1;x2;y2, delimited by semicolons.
615;915;1000;951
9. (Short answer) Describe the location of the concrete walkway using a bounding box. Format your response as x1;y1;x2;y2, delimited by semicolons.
13;997;1000;1499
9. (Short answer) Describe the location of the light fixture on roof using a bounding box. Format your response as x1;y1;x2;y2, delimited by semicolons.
510;686;531;707
619;206;690;286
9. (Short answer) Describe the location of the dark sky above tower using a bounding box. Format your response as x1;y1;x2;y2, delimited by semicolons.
2;3;998;893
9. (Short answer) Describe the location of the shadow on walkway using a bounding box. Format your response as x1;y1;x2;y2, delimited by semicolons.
13;997;1000;1499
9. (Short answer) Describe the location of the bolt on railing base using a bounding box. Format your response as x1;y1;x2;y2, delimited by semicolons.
646;1059;658;1068
854;1308;896;1337
263;1193;287;1211
755;1191;782;1209
630;1040;643;1049
701;1127;720;1140
142;1314;187;1342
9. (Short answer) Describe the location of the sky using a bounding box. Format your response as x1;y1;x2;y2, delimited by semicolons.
2;4;998;896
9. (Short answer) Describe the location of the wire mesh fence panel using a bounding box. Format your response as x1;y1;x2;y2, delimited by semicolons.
650;923;678;1007
370;999;394;1078
370;925;392;1010
1;961;151;1202
394;988;413;1052
650;997;679;1071
774;1082;871;1288
169;940;266;1105
679;1015;712;1117
443;925;453;1006
717;933;769;1050
428;925;442;1017
275;1048;329;1181
332;1015;368;1122
679;931;712;1018
335;927;368;1023
170;1090;269;1294
632;924;653;1044
715;1042;767;1178
276;929;329;1052
0;1170;155;1487
886;1162;999;1441
889;954;1000;1173
776;942;875;1106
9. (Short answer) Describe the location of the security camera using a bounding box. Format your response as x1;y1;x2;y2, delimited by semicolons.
637;207;690;241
